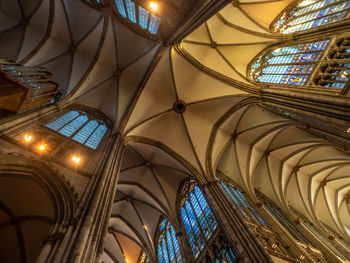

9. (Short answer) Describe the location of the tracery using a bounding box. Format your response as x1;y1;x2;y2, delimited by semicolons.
249;40;329;85
272;0;350;34
156;218;182;263
45;110;108;150
178;180;235;262
114;0;161;35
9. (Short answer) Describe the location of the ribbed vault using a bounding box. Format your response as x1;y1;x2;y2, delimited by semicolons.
104;142;191;263
215;104;350;242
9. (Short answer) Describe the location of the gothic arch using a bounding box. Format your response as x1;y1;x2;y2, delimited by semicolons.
0;154;76;262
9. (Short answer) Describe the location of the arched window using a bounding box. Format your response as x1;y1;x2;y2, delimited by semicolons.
156;218;182;263
83;0;103;9
45;110;108;150
249;40;329;85
219;182;268;227
178;180;235;262
272;0;350;34
114;0;161;35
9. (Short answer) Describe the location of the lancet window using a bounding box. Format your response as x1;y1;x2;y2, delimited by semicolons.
272;0;350;34
156;218;182;263
114;0;161;35
178;180;236;262
45;110;108;150
249;40;329;85
219;182;268;227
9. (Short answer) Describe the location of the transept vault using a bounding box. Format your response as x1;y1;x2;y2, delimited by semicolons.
0;0;349;262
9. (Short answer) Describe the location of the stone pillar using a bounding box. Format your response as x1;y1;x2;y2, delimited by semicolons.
48;133;124;263
176;230;194;263
203;181;273;263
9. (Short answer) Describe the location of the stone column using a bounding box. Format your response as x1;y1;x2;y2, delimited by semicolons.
49;133;124;263
203;181;273;263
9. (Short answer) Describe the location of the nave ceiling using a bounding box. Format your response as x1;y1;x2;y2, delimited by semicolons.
0;0;350;262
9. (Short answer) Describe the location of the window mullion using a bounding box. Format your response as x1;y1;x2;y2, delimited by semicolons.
56;114;80;133
183;203;202;253
82;122;100;144
188;194;207;243
193;188;214;235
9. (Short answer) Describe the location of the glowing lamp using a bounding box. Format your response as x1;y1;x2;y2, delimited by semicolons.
72;155;81;164
150;1;158;11
24;134;32;142
38;144;46;152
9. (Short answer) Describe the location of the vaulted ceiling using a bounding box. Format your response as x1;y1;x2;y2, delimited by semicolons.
1;0;350;262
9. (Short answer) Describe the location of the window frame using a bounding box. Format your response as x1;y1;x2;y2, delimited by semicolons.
270;0;350;35
43;107;111;151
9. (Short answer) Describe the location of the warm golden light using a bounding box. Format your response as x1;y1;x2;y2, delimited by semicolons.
24;134;32;142
150;1;158;11
38;144;46;152
72;155;81;164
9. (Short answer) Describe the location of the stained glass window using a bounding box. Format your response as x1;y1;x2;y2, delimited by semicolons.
113;0;161;35
272;0;350;34
249;40;329;85
178;180;236;262
220;182;268;227
45;110;108;150
156;218;182;263
179;180;218;258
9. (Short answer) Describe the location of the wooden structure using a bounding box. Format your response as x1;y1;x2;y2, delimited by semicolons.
0;60;58;113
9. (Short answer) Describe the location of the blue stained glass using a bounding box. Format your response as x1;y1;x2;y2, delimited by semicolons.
138;6;149;29
72;120;98;144
274;0;350;34
125;0;136;23
58;115;88;137
157;218;182;263
190;193;211;238
148;13;161;34
46;111;79;131
115;0;127;18
84;124;107;149
162;239;169;263
158;243;164;263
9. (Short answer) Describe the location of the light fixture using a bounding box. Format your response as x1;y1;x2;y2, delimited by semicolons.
298;0;315;7
72;155;81;164
271;243;278;249
341;71;348;78
150;1;158;12
299;255;305;260
24;134;32;142
38;144;47;152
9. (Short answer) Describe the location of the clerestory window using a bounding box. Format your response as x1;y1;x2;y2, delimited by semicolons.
114;0;161;35
178;180;236;262
219;182;268;227
249;40;329;85
156;218;182;263
45;110;108;150
272;0;350;34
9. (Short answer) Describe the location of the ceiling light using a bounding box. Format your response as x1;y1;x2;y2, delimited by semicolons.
150;1;158;12
341;71;348;78
298;0;315;7
24;134;32;142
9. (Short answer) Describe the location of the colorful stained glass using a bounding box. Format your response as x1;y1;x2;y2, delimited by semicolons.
249;40;329;85
273;0;350;34
156;217;182;263
178;180;219;258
